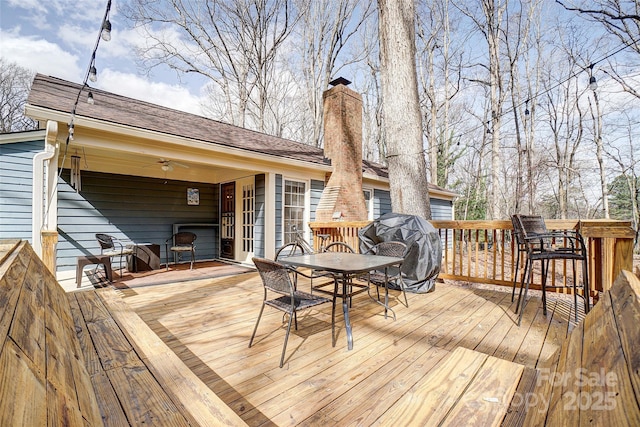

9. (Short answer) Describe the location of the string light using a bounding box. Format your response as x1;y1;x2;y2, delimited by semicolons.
101;19;112;42
447;36;639;145
65;0;112;146
89;64;97;82
589;64;598;90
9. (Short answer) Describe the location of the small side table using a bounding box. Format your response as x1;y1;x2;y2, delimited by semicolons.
126;243;161;272
76;255;113;287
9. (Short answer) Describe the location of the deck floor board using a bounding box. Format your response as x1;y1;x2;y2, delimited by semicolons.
116;268;581;426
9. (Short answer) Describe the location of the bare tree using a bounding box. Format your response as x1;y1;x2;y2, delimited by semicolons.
456;0;509;219
606;113;640;248
557;1;640;101
124;0;298;133
378;0;431;218
294;0;375;147
0;59;37;133
539;32;590;220
587;76;610;218
416;0;465;189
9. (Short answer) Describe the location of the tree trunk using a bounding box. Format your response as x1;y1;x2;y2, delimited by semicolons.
589;89;609;218
378;0;432;219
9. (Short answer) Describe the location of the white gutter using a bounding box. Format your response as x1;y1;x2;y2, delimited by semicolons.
32;121;59;257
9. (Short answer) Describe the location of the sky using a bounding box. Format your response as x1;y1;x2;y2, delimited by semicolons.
0;0;207;115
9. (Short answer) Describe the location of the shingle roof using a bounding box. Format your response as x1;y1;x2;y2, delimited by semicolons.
27;74;390;177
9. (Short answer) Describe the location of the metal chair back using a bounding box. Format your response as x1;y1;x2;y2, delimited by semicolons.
250;257;332;367
511;214;590;325
253;257;295;296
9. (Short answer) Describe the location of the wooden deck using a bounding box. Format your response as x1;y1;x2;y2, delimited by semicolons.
113;268;584;426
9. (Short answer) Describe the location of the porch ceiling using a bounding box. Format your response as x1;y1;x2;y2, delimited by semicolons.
56;124;326;184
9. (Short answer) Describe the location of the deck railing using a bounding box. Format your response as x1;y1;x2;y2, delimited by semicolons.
310;219;635;298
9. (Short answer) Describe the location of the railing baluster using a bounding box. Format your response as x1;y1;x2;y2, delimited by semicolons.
309;219;634;298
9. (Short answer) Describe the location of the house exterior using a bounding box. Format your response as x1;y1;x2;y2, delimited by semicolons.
0;74;456;277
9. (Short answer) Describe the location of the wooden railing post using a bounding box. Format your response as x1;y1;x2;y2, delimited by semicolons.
578;220;635;294
41;230;58;274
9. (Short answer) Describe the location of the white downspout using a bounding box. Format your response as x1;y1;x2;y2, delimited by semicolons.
32;121;59;257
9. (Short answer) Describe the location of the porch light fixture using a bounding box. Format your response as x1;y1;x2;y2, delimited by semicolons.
101;19;112;41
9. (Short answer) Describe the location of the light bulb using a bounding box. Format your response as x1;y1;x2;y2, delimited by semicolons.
89;65;97;82
87;91;94;104
101;20;112;42
589;75;597;91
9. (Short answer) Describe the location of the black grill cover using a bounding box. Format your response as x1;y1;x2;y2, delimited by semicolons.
358;213;442;293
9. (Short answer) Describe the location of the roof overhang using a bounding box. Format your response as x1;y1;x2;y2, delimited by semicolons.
0;129;46;145
25;104;331;174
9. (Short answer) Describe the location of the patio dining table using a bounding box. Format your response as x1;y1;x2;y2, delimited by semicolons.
279;252;404;350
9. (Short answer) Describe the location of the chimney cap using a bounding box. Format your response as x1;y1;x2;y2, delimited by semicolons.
329;77;351;87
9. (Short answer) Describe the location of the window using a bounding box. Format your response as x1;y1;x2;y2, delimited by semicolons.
242;183;255;252
283;180;306;244
363;188;373;220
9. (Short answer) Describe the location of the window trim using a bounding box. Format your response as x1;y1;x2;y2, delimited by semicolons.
281;178;310;244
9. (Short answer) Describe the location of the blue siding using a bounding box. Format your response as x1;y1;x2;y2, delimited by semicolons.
430;198;453;220
310;179;324;222
373;189;453;220
254;174;265;258
56;170;219;271
374;189;392;218
0;139;42;240
309;179;324;247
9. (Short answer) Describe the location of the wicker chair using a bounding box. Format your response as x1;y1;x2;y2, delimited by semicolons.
95;233;134;277
512;214;590;325
249;257;333;367
363;241;409;319
165;232;197;270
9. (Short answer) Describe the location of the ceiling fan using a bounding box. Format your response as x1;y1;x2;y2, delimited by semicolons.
157;158;189;172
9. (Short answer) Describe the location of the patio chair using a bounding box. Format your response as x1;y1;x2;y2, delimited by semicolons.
165;232;197;270
310;240;356;297
363;241;409;317
249;257;333;367
510;215;532;303
95;233;134;278
512;214;590;326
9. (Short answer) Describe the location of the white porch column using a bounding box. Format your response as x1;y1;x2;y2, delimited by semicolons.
32;121;59;259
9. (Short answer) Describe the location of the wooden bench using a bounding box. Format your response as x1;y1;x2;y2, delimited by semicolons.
376;270;640;426
0;240;245;426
